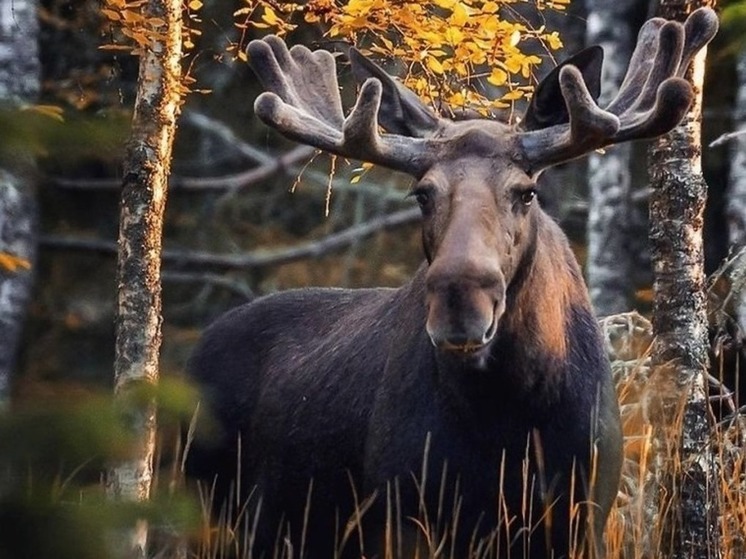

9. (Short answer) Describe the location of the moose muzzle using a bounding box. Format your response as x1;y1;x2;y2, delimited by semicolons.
425;265;506;353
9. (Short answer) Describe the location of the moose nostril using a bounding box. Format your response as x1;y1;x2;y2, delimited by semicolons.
481;300;505;344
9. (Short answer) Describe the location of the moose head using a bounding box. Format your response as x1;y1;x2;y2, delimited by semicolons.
247;9;718;357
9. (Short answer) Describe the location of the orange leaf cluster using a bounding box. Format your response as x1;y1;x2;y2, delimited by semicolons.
0;252;31;273
235;0;568;118
100;0;202;56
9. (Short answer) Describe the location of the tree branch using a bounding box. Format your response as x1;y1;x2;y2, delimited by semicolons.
40;206;421;272
161;271;254;300
51;144;317;192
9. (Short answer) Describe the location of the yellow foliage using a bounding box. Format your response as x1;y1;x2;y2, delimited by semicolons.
235;0;567;117
100;0;202;61
23;104;65;122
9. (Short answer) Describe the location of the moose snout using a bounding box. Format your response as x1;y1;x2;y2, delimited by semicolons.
425;263;506;353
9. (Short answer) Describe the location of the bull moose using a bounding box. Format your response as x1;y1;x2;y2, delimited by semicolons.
185;9;718;559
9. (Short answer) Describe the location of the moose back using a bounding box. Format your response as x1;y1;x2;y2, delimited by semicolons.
185;9;718;559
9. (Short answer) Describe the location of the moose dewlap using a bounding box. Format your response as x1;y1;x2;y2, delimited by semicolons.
185;9;718;559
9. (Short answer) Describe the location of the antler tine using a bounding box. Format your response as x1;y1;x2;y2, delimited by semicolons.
519;8;718;174
609;8;718;115
248;36;432;174
611;21;684;117
249;36;344;128
560;65;620;147
678;7;720;76
605;18;667;115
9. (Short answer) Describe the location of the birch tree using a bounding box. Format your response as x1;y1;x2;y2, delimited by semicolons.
647;3;719;557
584;0;640;315
104;0;183;556
0;0;40;408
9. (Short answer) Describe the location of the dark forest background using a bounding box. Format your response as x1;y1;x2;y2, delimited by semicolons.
10;0;741;397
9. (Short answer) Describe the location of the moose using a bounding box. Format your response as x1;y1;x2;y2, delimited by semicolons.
185;8;718;559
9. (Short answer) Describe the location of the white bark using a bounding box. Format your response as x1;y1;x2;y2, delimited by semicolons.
648;6;719;555
0;0;40;101
106;0;183;556
584;0;639;315
0;0;39;407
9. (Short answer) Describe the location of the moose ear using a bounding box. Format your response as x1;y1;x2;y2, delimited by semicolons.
522;46;604;131
349;48;441;137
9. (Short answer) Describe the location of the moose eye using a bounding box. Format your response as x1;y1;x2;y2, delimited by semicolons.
519;189;537;206
408;187;433;209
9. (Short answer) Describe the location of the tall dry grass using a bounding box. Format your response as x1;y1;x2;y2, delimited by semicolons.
175;312;746;559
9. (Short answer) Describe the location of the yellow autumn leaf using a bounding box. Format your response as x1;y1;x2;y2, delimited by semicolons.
545;32;563;50
261;5;279;25
504;55;523;73
426;56;444;74
450;2;469;26
487;67;508;86
453;62;468;76
188;0;203;9
502;89;525;101
444;26;464;45
101;8;121;20
121;9;144;22
0;253;31;273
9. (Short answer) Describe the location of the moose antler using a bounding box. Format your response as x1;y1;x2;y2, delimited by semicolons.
519;7;719;172
248;8;718;178
247;36;437;176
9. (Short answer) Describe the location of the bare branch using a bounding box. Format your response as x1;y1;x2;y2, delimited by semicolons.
161;271;254;300
51;145;317;192
180;110;277;165
709;127;746;148
40;207;420;272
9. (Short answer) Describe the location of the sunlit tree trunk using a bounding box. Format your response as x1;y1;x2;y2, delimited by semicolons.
584;0;639;316
0;0;40;408
105;0;182;556
648;0;719;557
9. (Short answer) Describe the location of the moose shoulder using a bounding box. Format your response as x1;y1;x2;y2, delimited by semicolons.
185;9;718;559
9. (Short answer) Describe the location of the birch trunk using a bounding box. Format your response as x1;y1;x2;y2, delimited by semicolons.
105;0;183;556
584;0;639;316
0;0;40;408
648;0;719;556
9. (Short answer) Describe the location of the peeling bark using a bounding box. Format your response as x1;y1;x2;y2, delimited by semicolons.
648;1;719;557
0;0;40;408
105;0;183;556
584;0;639;316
